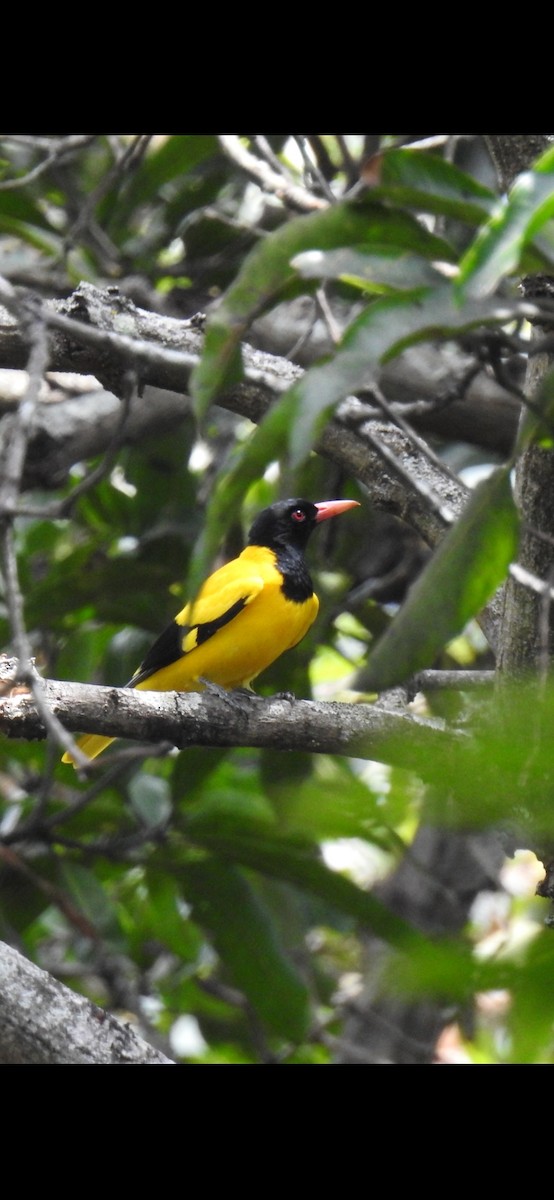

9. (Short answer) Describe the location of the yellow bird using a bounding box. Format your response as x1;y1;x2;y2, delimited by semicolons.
62;497;359;766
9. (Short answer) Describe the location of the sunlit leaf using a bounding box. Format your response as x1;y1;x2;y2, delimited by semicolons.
287;285;517;465
190;196;456;417
458;152;554;299
284;757;407;848
292;247;445;292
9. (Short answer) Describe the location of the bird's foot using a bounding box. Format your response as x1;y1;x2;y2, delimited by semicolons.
273;690;296;703
199;677;234;705
199;678;260;711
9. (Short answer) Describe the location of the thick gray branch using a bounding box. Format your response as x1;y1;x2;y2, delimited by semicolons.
0;941;174;1064
0;282;474;544
1;672;465;781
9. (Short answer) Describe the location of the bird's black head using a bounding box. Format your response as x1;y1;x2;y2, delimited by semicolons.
248;498;359;553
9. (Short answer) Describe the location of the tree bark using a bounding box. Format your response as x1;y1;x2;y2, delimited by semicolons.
0;941;174;1064
486;136;554;676
484;135;552;193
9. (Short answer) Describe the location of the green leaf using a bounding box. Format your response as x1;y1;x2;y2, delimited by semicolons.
105;135;220;231
192;279;517;501
140;869;203;960
503;934;554;1064
191;323;244;421
58;862;121;939
287;284;517;465
186;813;420;951
127;135;219;204
458;160;554;299
0;858;56;936
0;190;56;226
0;215;62;256
378;148;496;224
190;195;455;417
292;247;446;292
182;856;310;1042
370;679;554;842
286;757;407;847
359;466;520;693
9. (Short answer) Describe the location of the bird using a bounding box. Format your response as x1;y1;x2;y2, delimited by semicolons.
62;497;360;766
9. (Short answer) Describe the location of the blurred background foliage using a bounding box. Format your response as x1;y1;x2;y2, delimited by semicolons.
1;134;554;1063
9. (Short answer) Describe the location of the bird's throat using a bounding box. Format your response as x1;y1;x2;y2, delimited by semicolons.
275;545;314;603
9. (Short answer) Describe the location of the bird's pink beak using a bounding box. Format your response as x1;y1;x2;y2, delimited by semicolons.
314;499;360;523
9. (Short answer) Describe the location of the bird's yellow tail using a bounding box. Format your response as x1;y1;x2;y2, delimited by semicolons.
62;733;116;767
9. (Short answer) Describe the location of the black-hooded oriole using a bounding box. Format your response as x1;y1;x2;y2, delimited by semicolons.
62;497;359;766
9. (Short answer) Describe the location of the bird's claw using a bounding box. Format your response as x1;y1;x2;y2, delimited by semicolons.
199;678;260;711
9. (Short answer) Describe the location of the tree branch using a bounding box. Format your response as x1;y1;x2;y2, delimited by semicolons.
0;940;174;1064
0;660;465;781
0;281;471;543
218;136;328;213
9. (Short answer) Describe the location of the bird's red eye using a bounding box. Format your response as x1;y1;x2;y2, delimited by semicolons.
291;508;306;522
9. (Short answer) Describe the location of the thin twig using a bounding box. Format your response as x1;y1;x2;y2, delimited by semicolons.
399;135;450;152
509;561;554;600
0;526;84;761
0;305;50;513
294;136;337;203
522;521;554;550
253;136;294;179
3;741;175;848
5;374;138;523
315;287;342;345
341;405;458;527
335;135;359;188
0;304;92;767
218;135;328;213
66;134;153;254
25;824;169;861
367;381;466;491
56;370;137;517
0;135;95;192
